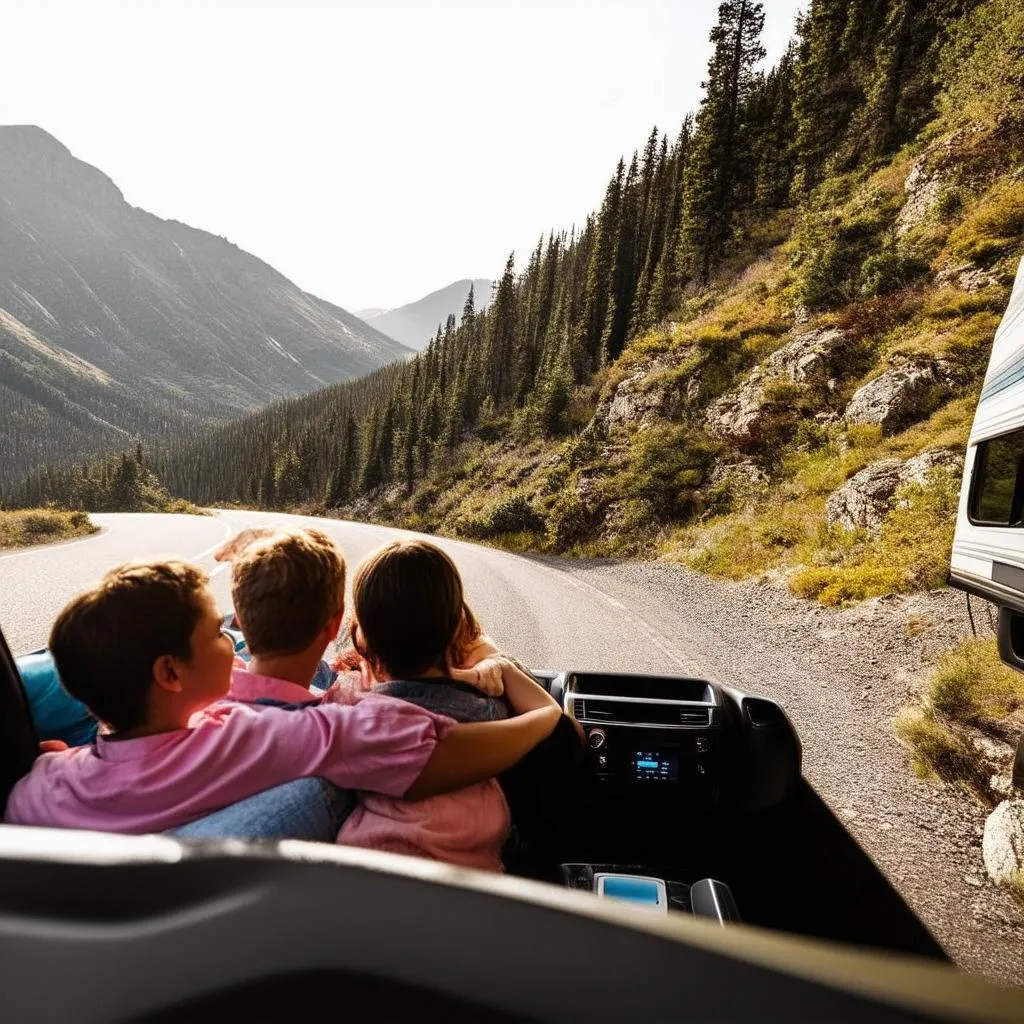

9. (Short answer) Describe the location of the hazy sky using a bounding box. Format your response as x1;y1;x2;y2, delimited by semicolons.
1;0;803;312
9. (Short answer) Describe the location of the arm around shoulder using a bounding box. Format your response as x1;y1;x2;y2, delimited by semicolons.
405;704;562;801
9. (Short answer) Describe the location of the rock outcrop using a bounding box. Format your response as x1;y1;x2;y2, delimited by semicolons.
895;128;974;238
601;353;699;429
983;800;1024;884
935;262;1002;293
825;448;963;532
843;360;950;435
705;327;850;445
826;459;906;532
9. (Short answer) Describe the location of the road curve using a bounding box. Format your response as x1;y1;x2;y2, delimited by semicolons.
0;510;699;673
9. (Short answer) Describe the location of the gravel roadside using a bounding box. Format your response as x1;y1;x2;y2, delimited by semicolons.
541;554;1024;988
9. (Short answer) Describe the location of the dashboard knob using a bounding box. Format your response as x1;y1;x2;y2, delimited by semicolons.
588;728;607;750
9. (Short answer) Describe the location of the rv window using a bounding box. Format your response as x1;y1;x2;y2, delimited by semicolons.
971;428;1024;526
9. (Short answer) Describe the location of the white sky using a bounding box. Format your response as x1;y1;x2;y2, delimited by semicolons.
1;0;803;312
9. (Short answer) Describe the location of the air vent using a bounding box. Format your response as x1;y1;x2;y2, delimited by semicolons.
571;697;711;728
678;708;711;726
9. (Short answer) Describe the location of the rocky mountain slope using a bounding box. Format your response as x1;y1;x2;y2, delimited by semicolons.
358;278;492;350
0;126;408;489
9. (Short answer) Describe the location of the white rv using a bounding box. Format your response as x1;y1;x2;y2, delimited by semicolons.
950;255;1024;670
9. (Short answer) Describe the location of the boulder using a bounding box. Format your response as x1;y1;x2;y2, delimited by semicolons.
602;354;695;429
826;459;906;532
706;327;850;445
901;448;964;487
825;448;964;532
844;360;950;435
935;262;1001;293
983;799;1024;884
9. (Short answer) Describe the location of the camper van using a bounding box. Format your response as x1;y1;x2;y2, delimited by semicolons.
950;256;1024;673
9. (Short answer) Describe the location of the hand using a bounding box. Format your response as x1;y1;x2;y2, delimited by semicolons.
213;527;276;563
450;657;505;697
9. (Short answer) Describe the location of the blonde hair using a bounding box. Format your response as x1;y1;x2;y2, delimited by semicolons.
231;527;346;655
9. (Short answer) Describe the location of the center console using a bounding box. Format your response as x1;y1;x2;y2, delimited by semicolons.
542;670;802;923
551;670;800;812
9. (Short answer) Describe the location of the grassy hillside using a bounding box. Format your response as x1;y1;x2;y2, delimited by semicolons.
357;119;1022;609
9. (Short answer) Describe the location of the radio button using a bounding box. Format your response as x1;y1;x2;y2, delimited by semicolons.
588;728;607;750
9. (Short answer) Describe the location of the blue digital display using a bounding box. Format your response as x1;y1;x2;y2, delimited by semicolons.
600;876;661;905
630;750;679;781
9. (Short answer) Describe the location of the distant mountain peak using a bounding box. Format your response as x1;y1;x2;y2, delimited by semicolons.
0;127;409;489
0;125;125;211
363;278;494;350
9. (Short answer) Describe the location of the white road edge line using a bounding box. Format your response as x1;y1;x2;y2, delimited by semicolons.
187;515;233;562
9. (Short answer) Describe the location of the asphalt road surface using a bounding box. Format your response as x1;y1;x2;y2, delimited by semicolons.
0;509;699;672
2;510;1022;986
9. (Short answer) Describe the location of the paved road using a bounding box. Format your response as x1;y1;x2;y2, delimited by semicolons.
2;510;1022;985
0;510;699;672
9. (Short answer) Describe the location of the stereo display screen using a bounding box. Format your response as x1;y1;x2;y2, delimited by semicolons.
630;750;679;782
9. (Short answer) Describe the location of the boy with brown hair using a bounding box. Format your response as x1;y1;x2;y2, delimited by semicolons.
226;527;346;707
4;557;564;834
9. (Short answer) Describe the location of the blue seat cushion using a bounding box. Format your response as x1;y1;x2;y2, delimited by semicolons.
17;650;98;747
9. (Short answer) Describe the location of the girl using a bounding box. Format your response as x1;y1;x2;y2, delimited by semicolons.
327;539;576;872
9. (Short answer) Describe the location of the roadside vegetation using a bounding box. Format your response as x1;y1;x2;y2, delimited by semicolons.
6;445;206;516
897;636;1024;805
0;508;97;550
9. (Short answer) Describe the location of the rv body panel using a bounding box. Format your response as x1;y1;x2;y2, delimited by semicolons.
950;257;1024;617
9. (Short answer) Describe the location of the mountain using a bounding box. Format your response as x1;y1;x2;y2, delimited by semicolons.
358;278;493;350
0;126;409;489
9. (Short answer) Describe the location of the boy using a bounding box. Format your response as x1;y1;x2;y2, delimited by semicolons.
172;527;350;840
4;559;563;833
225;527;345;707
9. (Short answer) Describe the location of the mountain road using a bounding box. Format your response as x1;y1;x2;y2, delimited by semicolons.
1;509;1022;986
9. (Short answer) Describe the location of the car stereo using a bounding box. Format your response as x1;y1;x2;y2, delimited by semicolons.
562;672;723;798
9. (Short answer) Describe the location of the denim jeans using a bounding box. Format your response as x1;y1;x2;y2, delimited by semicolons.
170;778;354;842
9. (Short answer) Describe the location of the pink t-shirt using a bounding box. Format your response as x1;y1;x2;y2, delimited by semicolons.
226;666;321;707
327;686;511;873
4;698;452;834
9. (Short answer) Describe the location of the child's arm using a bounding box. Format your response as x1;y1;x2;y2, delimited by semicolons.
405;705;562;800
451;656;583;739
498;660;585;742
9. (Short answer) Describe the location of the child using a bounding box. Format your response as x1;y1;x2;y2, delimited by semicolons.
218;525;337;692
226;527;346;706
331;539;576;872
4;559;563;834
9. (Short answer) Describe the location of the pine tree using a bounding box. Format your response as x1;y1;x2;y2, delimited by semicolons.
486;253;517;403
678;0;766;282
